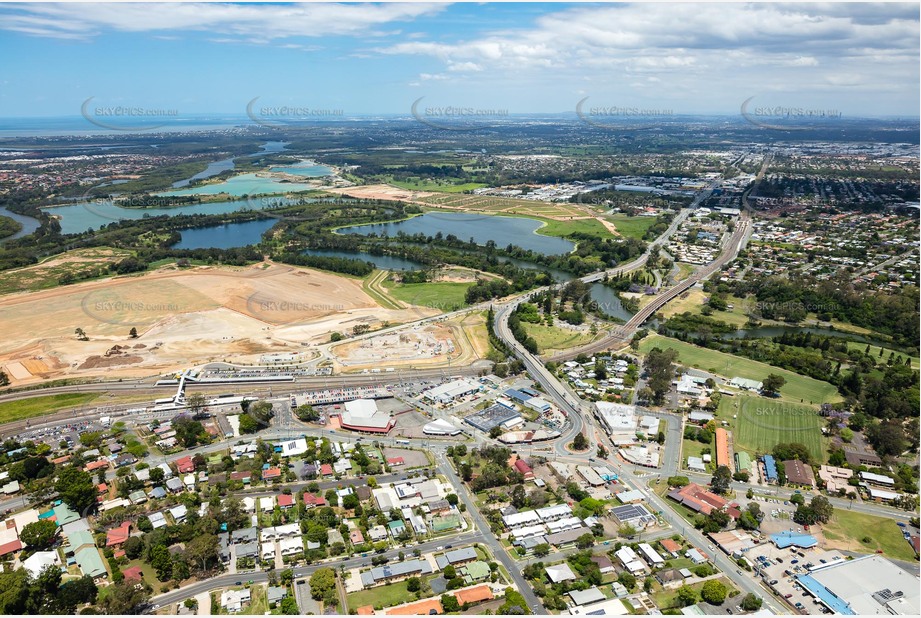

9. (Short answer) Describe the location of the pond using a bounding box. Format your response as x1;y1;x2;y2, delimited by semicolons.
171;219;278;249
339;212;575;255
301;248;424;271
0;206;42;242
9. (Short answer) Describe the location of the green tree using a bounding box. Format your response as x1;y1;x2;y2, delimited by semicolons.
740;593;763;611
573;432;588;451
280;597;299;614
710;465;733;495
309;568;336;601
441;594;460;612
700;580;727;605
97;580;149;614
296;405;320;422
676;585;698;607
406;577;421;593
761;374;786;396
19;520;58;549
55;466;97;514
149;545;173;581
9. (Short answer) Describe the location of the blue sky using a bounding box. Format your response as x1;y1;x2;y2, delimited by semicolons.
0;2;918;118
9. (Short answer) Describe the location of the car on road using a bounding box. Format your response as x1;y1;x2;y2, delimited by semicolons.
769;580;778;585
736;569;743;575
897;522;907;528
235;581;241;586
791;560;798;564
784;594;793;599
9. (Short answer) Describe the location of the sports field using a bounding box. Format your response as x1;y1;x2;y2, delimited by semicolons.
607;214;657;240
383;280;472;312
720;395;826;462
523;323;598;353
638;334;840;404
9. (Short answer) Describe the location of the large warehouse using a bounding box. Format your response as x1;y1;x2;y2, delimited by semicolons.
338;399;395;434
795;554;919;615
422;378;481;404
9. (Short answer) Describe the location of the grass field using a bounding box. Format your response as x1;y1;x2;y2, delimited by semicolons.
0;247;135;296
651;577;739;610
720;395;827;462
523;323;598;353
389;178;487;193
820;509;917;562
537;217;613;239
607;214;657;240
637;334;841;404
347;580;419;612
0;393;101;424
845;342;920;368
382;279;472;312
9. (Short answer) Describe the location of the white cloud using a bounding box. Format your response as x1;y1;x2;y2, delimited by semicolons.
0;2;446;41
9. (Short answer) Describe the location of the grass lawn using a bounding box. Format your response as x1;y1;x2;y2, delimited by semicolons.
720;395;827;463
523;323;598;353
347;580;418;612
0;247;135;295
389;178;487;193
0;393;101;424
651;577;739;610
537;217;614;239
607;214;657;240
637;334;841;404
845;342;920;369
248;586;268;615
681;437;713;470
383;279;472;312
820;509;917;562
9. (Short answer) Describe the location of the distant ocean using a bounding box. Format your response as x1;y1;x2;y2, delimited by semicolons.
0;115;252;138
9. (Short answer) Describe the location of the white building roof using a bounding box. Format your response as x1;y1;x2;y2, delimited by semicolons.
546;563;577;583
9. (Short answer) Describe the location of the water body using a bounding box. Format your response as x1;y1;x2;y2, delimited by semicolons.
255;141;288;154
301;248;424;271
0;206;41;242
340;212;575;255
172;157;236;188
46;198;296;235
158;173;319;197
270;160;331;177
171;219;277;249
588;283;635;322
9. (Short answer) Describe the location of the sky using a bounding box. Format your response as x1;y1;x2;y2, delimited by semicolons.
0;1;918;119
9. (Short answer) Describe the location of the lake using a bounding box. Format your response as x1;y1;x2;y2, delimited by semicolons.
302;248;424;271
339;212;575;255
172;157;236;188
0;206;41;242
171;219;277;249
157;173;320;197
270;160;332;177
588;283;635;322
44;198;302;235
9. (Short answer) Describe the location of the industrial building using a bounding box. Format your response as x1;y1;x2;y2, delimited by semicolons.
338;398;395;434
795;555;919;615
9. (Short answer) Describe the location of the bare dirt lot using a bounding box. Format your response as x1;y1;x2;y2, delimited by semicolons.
327;183;435;202
0;261;429;386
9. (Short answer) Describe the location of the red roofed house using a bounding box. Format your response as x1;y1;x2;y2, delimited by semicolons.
659;538;682;557
667;482;734;518
356;606;375;615
350;529;365;544
277;494;295;509
320;464;334;477
262;467;282;481
174;456;195;474
122;566;144;583
97;483;108;494
514;459;535;480
454;585;495;605
303;493;326;508
106;521;132;547
85;460;110;472
386;457;405;467
229;471;251;483
0;520;22;557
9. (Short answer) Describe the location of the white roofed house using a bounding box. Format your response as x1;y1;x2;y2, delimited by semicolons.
615;546;647;574
638;543;665;567
546;563;577;583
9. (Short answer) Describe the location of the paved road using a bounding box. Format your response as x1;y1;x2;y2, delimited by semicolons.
149;529;488;610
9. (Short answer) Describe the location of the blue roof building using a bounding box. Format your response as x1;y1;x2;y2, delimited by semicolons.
762;455;778;482
770;531;818;549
